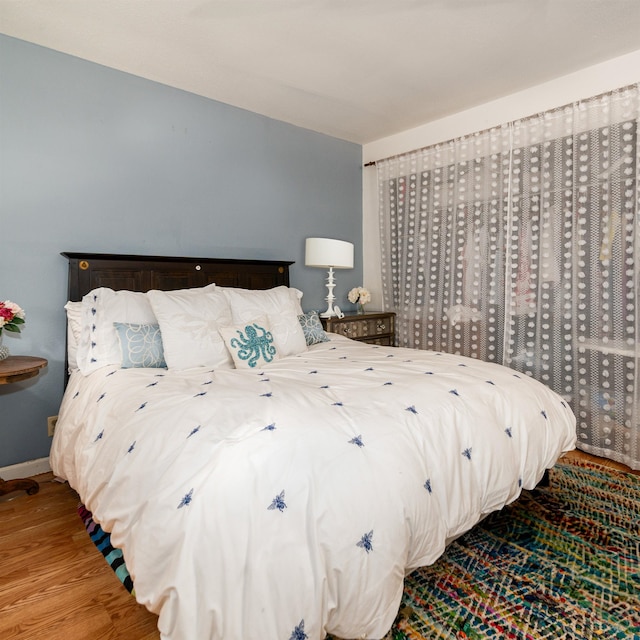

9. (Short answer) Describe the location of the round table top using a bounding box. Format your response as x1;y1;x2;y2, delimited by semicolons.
0;356;48;384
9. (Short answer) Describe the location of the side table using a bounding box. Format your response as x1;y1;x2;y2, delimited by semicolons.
0;355;48;497
322;312;396;346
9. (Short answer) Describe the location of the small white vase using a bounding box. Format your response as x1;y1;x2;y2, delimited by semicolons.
0;333;9;361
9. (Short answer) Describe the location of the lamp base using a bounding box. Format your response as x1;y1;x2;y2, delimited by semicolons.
320;267;337;318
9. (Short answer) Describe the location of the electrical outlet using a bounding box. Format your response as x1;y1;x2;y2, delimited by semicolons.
47;415;58;437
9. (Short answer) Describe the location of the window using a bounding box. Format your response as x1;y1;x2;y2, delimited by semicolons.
377;85;640;469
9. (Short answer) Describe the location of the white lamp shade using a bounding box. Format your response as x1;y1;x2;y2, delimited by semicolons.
305;237;354;269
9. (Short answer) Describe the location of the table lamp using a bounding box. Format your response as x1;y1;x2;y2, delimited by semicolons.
305;237;354;318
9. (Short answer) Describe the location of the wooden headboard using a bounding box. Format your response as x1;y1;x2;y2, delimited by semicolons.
62;252;293;301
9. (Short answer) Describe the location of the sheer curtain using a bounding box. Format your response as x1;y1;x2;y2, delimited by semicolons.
378;84;640;470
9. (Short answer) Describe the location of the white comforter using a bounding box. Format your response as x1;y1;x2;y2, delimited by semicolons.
51;335;576;640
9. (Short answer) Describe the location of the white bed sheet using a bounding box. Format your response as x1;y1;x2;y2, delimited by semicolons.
50;335;576;640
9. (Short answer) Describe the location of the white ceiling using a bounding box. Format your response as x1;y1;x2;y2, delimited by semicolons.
2;0;640;144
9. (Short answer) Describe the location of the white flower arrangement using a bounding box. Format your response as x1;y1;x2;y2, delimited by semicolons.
348;287;371;310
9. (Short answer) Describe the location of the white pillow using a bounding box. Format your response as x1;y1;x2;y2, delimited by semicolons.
219;315;279;369
221;286;307;357
64;301;83;372
76;288;158;375
219;286;307;357
147;288;234;370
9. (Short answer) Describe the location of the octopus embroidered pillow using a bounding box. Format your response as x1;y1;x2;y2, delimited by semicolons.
219;316;279;369
220;286;307;357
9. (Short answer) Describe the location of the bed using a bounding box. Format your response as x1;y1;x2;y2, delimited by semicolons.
50;252;577;640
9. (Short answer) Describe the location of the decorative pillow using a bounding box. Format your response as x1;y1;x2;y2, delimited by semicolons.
76;288;158;375
64;301;83;372
221;286;307;357
146;287;234;370
298;310;329;345
113;322;167;368
219;316;279;369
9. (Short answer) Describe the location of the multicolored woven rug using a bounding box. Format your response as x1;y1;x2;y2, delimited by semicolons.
80;458;640;639
78;503;135;596
380;459;640;640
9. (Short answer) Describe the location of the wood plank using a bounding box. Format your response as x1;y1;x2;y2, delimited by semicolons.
0;474;159;640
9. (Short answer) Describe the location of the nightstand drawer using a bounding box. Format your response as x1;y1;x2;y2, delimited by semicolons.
322;312;395;345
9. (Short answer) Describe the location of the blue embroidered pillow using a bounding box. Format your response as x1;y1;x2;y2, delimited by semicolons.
298;310;329;345
219;316;279;369
113;322;167;369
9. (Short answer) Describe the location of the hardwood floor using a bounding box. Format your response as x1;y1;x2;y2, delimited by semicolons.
0;450;637;640
561;448;640;475
0;475;159;640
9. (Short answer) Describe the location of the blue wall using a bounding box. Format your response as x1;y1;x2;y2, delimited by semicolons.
0;35;362;468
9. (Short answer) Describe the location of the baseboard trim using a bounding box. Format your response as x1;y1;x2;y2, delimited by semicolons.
0;457;51;480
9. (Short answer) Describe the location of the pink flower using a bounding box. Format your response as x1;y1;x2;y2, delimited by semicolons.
0;301;26;333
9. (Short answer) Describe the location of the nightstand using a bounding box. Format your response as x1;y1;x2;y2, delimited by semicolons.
0;355;48;497
322;312;395;346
